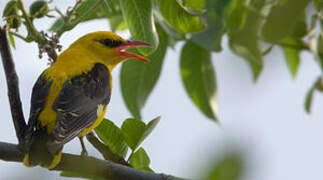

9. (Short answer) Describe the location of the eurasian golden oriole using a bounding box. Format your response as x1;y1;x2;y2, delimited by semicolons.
23;31;150;168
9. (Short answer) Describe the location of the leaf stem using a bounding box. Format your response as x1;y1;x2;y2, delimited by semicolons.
276;41;309;51
16;0;46;45
86;132;131;167
54;7;65;19
9;32;32;42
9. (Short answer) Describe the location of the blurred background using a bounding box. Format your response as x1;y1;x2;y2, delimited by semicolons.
1;1;323;180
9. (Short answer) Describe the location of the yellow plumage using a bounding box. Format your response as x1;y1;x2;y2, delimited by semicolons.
23;31;150;168
36;31;127;134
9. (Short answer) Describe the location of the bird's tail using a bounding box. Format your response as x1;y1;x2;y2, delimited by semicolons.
23;127;62;169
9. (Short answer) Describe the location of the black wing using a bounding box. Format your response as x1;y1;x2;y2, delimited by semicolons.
28;73;53;126
51;63;111;146
25;73;53;147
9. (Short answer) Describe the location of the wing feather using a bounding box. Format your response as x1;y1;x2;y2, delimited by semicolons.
51;63;111;146
25;73;53;148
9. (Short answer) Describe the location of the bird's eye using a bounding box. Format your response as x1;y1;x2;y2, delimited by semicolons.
99;39;123;48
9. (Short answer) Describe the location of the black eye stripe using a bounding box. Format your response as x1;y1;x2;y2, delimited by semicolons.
99;39;123;47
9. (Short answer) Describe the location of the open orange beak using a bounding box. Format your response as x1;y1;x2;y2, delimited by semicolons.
116;40;152;62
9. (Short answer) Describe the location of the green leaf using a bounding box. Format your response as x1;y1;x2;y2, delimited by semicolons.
3;0;17;17
49;0;110;33
182;0;206;10
191;0;230;52
316;78;323;92
290;14;307;38
224;0;247;33
129;148;153;172
314;0;323;10
158;0;206;33
120;0;158;55
142;117;160;143
8;32;16;49
95;119;128;157
317;33;323;70
121;117;160;151
207;154;243;180
103;0;121;14
305;85;315;114
228;2;263;81
180;40;218;121
3;0;22;30
282;47;299;78
279;12;306;78
158;20;185;48
29;0;49;19
281;38;301;78
305;78;323;113
75;0;111;21
262;0;311;42
249;0;266;9
262;45;273;56
49;18;64;32
109;14;127;32
121;118;146;151
120;23;168;119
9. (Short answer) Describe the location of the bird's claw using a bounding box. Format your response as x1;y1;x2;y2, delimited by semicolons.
79;136;88;157
81;149;88;157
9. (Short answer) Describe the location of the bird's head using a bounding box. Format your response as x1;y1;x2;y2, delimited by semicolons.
70;31;151;69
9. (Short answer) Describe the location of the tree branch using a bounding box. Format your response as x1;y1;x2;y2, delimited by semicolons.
86;132;131;167
0;142;186;180
0;142;24;162
0;26;27;147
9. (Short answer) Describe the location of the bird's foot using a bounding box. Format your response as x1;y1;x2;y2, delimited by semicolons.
81;149;88;157
79;136;88;157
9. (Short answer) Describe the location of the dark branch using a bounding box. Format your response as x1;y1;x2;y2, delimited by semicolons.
0;26;27;147
0;142;186;180
86;132;131;167
0;142;24;162
45;46;57;63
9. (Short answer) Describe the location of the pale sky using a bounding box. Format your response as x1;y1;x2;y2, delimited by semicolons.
1;1;323;180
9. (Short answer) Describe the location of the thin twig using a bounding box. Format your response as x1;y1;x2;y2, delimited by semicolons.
86;132;131;167
16;0;46;44
54;7;65;18
16;0;58;63
67;0;83;16
9;31;32;42
0;26;27;148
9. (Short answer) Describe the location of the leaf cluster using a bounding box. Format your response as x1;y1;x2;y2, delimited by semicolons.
6;0;321;125
3;0;323;178
60;117;160;178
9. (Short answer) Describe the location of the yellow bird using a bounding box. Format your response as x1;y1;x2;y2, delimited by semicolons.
23;31;150;168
